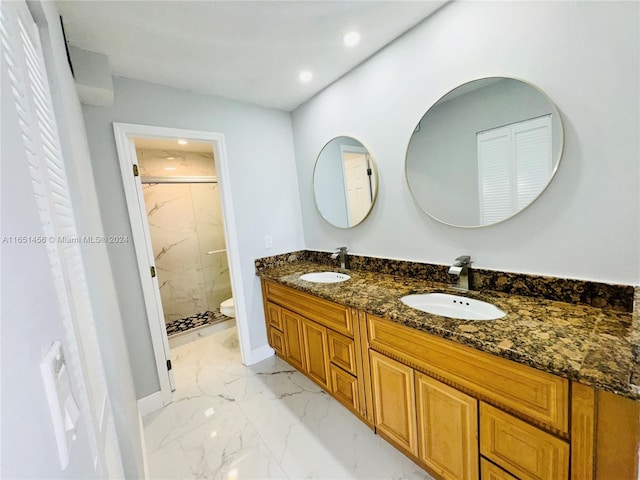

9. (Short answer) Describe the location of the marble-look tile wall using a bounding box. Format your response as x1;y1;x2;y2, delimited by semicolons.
139;149;232;323
137;148;216;177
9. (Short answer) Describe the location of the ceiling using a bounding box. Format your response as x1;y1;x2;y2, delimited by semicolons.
56;1;446;111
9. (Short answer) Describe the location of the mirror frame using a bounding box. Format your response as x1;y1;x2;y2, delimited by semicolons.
405;76;564;228
312;136;379;229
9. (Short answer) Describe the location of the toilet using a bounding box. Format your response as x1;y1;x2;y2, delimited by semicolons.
220;297;236;318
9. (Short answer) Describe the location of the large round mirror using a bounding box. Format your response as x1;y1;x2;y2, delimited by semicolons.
406;77;564;227
313;136;378;228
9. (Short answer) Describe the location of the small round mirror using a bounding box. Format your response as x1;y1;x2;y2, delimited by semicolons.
405;77;564;227
313;136;378;228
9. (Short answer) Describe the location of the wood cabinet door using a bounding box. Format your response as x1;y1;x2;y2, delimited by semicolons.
301;318;330;390
282;310;306;371
415;372;479;480
370;350;418;456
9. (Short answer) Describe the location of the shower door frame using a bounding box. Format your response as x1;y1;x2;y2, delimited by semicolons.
113;123;250;413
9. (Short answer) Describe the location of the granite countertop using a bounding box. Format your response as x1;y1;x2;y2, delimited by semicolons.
257;260;640;400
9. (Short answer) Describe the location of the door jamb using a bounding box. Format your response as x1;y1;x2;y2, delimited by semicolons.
113;122;250;408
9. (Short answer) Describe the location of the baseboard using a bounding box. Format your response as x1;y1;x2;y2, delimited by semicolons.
137;391;164;417
138;409;150;479
245;343;275;365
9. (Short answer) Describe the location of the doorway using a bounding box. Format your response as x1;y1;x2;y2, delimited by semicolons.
341;145;374;225
113;123;251;411
135;139;234;341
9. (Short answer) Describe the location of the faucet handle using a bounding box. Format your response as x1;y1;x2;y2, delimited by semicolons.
455;255;471;265
336;246;347;252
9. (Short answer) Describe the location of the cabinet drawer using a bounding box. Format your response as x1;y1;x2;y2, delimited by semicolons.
368;315;569;432
264;281;353;337
330;364;359;414
266;302;283;330
480;403;569;480
270;327;285;356
328;330;357;375
480;459;518;480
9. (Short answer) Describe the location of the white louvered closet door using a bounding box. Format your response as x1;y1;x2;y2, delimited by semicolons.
513;116;552;210
477;126;513;224
0;1;122;476
477;115;552;224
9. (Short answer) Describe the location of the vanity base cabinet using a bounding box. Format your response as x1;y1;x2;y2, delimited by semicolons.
261;280;370;424
261;280;640;480
367;313;571;480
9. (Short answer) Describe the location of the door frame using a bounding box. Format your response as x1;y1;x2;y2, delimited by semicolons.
340;144;371;224
113;122;249;408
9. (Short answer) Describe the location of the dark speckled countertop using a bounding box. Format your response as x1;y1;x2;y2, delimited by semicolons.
257;260;640;400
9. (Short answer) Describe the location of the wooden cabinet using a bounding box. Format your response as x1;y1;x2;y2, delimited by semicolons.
415;372;478;480
282;309;306;371
368;314;569;433
370;353;479;480
301;318;330;390
262;280;368;423
370;350;418;456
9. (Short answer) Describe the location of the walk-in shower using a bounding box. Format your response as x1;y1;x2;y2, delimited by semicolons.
137;146;232;336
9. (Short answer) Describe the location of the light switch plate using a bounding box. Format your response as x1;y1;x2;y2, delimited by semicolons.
40;340;80;470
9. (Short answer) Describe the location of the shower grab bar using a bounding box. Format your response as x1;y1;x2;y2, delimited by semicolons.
206;249;227;255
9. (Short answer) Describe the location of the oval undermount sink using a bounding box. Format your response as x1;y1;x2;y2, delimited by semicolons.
401;293;506;320
299;272;351;284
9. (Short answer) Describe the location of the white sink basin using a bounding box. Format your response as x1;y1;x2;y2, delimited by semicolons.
299;272;351;284
401;293;506;320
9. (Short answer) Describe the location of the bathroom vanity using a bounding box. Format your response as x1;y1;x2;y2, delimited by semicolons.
257;252;640;480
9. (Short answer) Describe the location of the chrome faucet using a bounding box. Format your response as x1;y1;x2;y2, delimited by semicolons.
330;246;349;270
448;255;471;291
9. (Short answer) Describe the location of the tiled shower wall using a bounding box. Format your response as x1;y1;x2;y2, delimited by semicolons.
138;148;232;323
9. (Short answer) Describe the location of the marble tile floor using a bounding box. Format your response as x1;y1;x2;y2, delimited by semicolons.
143;323;434;479
165;309;230;337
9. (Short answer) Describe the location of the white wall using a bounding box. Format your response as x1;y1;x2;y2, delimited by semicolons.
292;0;640;285
82;77;305;398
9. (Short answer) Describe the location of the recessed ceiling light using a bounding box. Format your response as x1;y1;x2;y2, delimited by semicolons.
299;71;313;83
164;167;176;171
343;31;360;47
177;139;188;145
166;157;175;160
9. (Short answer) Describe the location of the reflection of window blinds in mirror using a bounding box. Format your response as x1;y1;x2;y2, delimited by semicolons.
478;115;552;224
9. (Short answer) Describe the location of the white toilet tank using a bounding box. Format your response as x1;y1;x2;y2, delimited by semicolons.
220;297;235;318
